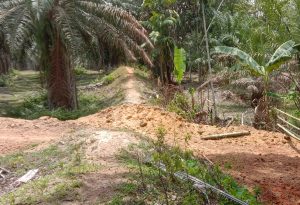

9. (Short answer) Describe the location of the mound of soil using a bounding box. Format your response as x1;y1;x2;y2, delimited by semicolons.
78;104;300;205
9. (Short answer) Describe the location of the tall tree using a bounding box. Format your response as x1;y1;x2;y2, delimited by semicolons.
0;0;153;109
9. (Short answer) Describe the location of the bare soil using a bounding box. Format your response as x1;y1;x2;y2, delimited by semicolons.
77;104;300;205
0;116;75;155
0;67;299;205
76;129;139;204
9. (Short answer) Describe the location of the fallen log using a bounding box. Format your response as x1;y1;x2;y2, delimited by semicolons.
202;131;251;140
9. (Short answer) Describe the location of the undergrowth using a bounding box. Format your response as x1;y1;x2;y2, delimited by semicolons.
0;69;18;87
110;127;261;205
74;65;88;76
3;91;114;120
0;141;99;205
167;91;202;122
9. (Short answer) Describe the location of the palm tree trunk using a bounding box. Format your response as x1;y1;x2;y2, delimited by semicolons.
48;33;77;110
0;54;9;75
0;33;9;75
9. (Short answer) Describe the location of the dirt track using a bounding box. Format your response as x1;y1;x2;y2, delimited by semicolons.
0;67;299;204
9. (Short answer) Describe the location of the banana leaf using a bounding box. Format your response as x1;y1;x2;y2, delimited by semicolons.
213;46;264;76
173;46;186;83
265;40;297;73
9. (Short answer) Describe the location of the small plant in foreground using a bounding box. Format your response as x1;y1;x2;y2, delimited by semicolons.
113;127;261;205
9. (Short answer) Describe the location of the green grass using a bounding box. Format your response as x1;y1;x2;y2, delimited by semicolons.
3;90;123;120
0;140;99;205
0;69;125;120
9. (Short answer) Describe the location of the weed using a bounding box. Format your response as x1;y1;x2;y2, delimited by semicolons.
110;128;261;205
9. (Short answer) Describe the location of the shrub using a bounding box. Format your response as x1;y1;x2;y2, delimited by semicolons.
167;92;201;121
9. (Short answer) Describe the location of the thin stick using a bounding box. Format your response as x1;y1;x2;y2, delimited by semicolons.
277;123;300;141
199;0;226;46
275;108;300;123
278;116;300;132
202;0;218;119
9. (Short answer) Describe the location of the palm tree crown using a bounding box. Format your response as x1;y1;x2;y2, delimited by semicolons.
0;0;153;109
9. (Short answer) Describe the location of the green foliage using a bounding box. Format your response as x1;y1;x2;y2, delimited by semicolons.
102;73;118;85
214;40;300;85
0;70;18;87
167;92;201;121
74;66;88;76
113;131;260;205
173;46;187;83
213;46;264;76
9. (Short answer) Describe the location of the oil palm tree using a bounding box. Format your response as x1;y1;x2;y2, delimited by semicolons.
0;0;153;109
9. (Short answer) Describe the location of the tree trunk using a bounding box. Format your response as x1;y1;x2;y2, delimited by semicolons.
0;52;10;75
48;33;77;110
0;33;10;75
201;0;218;120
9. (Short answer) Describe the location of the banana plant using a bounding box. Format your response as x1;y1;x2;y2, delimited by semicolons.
213;40;300;93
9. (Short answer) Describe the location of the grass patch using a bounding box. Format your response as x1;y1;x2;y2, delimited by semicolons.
2;81;123;120
0;140;99;205
3;88;123;120
96;67;126;85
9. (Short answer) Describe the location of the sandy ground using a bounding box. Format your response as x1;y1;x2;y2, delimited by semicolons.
0;67;299;204
74;129;138;204
0;116;75;155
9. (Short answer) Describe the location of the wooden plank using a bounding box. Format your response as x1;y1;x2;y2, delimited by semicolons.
277;123;300;141
202;131;250;140
275;108;300;123
278;116;300;132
